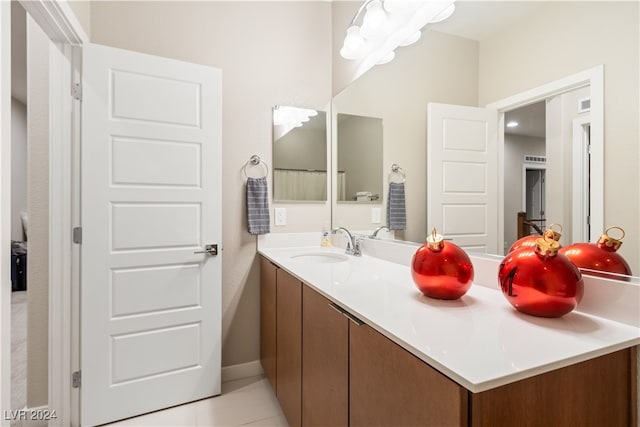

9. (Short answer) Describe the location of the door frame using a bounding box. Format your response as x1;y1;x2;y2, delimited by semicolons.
572;116;591;243
0;1;86;425
486;65;604;253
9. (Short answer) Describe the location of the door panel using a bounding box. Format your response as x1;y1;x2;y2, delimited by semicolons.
302;286;348;427
427;103;498;254
349;323;468;426
276;269;302;427
110;69;201;126
111;137;202;187
81;42;222;426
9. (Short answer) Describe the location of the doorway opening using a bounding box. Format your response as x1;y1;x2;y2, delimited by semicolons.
499;85;595;253
502;100;546;250
9;2;52;414
524;166;546;231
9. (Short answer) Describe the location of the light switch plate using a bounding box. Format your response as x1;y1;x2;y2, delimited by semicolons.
371;207;381;224
275;207;287;226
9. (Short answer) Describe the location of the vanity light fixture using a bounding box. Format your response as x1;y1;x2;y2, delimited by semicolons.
506;121;519;128
340;0;456;71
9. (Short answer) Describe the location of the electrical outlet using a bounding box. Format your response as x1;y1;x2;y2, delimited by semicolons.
371;207;381;224
275;207;287;226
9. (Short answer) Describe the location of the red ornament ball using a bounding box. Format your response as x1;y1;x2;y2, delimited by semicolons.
411;229;474;300
559;227;632;279
499;238;583;318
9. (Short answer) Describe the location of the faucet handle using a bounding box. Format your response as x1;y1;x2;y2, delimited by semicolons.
352;235;363;256
345;239;353;253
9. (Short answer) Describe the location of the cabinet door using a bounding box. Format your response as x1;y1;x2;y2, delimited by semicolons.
276;269;302;427
471;347;635;427
302;286;349;427
259;257;277;391
350;323;468;427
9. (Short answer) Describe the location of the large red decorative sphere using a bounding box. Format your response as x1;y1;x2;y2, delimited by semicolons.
508;224;563;253
559;226;632;279
499;237;583;318
411;229;474;300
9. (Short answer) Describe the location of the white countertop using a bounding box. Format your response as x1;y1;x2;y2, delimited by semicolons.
258;236;640;393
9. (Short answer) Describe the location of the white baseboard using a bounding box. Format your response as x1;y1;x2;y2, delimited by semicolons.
221;360;264;383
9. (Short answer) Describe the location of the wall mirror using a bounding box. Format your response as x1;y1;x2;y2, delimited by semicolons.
336;113;383;203
331;1;639;274
272;106;328;201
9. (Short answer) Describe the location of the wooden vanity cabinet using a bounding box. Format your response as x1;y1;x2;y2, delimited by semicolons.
302;286;349;427
259;258;302;427
349;322;468;427
260;256;637;427
275;268;303;427
470;347;636;427
259;257;277;391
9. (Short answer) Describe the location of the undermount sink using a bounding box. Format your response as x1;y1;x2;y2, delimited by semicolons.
290;252;349;264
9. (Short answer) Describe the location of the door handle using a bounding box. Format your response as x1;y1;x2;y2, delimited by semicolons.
194;244;218;256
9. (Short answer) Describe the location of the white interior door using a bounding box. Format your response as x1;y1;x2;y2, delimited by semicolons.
81;42;222;426
427;103;498;254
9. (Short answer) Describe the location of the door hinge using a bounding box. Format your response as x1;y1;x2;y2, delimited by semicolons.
72;371;81;388
73;227;82;244
72;83;82;101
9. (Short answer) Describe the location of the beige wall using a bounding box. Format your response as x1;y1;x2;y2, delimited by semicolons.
90;1;332;367
479;1;639;272
66;0;90;38
26;16;49;408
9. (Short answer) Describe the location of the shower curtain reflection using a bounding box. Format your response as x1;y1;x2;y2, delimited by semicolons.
273;169;327;201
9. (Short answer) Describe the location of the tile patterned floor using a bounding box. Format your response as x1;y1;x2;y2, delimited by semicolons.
103;375;288;427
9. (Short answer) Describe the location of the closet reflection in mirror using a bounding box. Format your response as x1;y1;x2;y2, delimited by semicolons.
272;106;328;201
336;113;383;203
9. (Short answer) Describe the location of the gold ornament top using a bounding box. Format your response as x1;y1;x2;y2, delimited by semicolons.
426;227;445;252
543;223;563;242
535;234;560;258
597;226;625;251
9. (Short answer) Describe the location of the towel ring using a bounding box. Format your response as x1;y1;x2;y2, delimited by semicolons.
389;163;406;183
243;155;269;179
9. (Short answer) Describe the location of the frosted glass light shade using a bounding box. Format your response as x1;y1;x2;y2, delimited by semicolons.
376;50;395;64
398;30;421;47
361;0;387;38
340;26;366;59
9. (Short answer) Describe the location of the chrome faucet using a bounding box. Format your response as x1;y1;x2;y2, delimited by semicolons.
332;227;362;256
370;225;390;239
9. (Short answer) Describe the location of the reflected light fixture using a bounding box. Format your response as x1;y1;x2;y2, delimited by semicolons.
273;106;318;140
340;0;456;71
506;121;519;128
